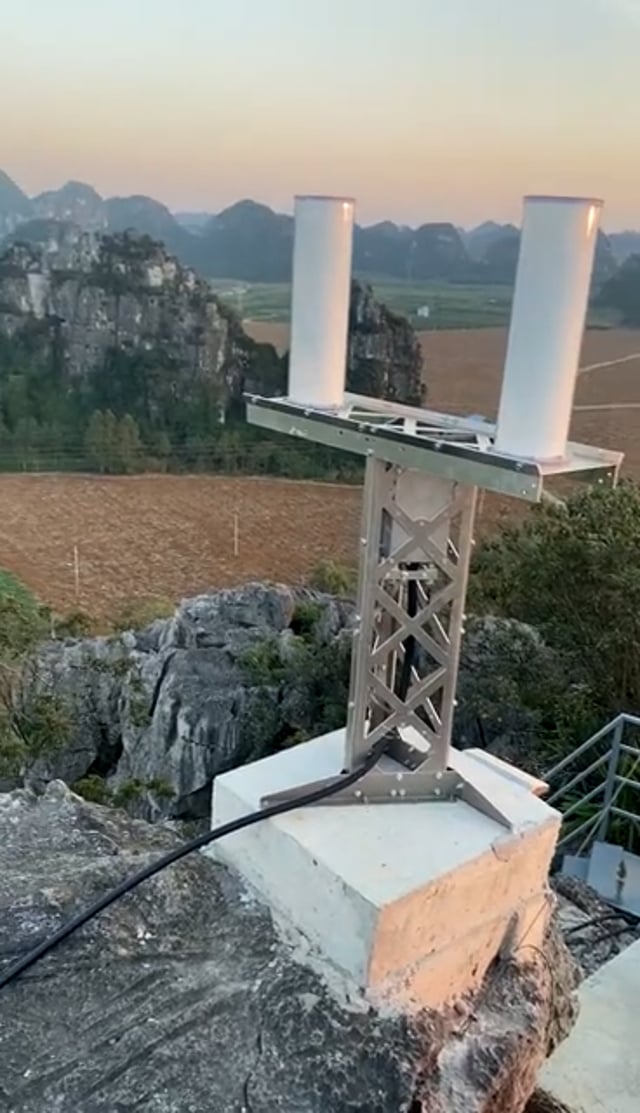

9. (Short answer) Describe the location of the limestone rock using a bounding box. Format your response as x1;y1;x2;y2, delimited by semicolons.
0;231;259;408
0;233;426;416
348;279;424;405
0;783;578;1113
21;584;354;821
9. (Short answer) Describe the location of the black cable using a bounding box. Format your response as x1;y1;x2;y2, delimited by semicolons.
584;924;639;949
563;908;640;936
0;735;387;992
396;565;419;703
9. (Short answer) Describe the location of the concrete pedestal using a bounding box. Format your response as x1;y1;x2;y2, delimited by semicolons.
209;730;560;1012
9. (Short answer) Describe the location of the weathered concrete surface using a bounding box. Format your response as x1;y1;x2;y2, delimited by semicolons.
212;728;560;1013
0;783;578;1113
538;937;640;1113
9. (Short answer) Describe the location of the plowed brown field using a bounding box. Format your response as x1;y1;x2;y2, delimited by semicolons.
0;475;361;618
2;326;639;617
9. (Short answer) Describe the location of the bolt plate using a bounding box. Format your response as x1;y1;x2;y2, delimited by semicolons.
261;769;462;808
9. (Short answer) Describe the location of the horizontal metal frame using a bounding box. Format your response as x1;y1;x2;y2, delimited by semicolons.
246;394;623;503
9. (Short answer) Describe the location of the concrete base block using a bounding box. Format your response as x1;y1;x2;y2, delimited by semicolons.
209;730;560;1012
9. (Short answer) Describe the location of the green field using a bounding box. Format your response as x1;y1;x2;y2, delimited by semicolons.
209;276;617;331
209;277;514;329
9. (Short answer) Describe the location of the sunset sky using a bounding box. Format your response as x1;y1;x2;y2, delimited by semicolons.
2;0;639;230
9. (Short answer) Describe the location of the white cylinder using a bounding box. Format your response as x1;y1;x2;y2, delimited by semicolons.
288;195;355;408
494;195;602;460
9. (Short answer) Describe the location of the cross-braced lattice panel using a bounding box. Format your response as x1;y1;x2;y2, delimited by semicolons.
346;461;476;773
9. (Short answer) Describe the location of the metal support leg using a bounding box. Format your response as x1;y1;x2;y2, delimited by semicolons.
261;457;512;827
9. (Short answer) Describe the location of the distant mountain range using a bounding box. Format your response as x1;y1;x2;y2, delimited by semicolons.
2;168;638;286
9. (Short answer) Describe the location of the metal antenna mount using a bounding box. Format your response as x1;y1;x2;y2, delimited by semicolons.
247;391;622;824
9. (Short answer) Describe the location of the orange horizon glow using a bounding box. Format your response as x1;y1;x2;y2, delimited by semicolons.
2;0;639;232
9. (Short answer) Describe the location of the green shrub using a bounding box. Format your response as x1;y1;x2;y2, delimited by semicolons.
72;774;112;805
308;559;357;597
0;687;70;777
112;776;174;807
54;610;97;638
291;600;324;640
240;638;287;685
109;597;176;633
469;481;640;718
0;572;48;659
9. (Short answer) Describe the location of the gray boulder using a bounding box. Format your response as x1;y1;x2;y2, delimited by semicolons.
20;583;353;820
0;782;578;1113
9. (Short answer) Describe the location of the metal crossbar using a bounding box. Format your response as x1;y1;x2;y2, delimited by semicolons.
246;393;623;502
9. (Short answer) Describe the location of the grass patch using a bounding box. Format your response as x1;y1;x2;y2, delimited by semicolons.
0;569;39;610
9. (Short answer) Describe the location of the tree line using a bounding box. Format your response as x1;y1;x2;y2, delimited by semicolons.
0;329;359;480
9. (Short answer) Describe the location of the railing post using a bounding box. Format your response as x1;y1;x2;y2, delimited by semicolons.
596;718;624;842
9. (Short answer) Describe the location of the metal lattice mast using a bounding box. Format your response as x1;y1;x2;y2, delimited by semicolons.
345;459;476;776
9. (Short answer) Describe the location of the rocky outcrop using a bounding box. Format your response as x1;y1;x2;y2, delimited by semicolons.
0;232;425;411
17;592;585;822
348;280;424;404
21;584;354;820
0;781;579;1113
0;231;250;385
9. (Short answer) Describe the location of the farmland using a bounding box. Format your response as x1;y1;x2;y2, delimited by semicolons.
0;474;361;620
211;276;616;331
1;325;639;620
210;277;517;329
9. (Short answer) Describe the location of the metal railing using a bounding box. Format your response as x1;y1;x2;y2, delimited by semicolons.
545;713;640;853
